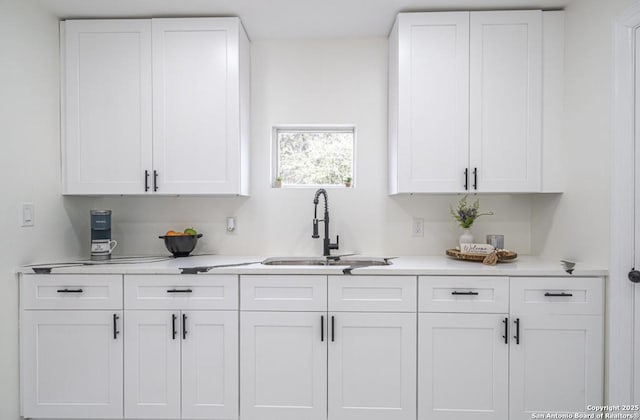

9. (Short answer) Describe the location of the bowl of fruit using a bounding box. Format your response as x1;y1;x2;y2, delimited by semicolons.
159;228;203;257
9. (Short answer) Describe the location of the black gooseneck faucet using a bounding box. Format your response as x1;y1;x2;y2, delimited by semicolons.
312;188;339;256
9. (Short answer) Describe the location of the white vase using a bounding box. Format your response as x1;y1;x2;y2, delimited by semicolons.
459;229;474;247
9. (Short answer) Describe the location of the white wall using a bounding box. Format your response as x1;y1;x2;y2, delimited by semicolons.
0;0;84;418
66;38;534;258
532;0;635;266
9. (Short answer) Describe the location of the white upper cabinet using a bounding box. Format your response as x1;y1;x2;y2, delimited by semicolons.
390;12;470;193
62;17;250;195
62;20;153;195
469;11;542;192
389;10;560;194
152;18;249;195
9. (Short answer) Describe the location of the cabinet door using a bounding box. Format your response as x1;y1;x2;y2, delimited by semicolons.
395;12;470;193
328;312;416;420
152;18;243;194
509;315;603;419
469;11;542;192
63;20;153;195
124;311;181;419
22;311;123;419
240;311;327;420
182;311;239;419
418;313;508;420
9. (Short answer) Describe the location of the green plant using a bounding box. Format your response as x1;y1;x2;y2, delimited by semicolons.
450;195;494;229
344;176;352;183
275;176;282;182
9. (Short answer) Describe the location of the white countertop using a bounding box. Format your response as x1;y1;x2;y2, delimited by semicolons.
17;255;608;277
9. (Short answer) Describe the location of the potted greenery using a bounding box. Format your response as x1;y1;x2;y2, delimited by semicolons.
274;176;282;188
344;177;352;187
450;195;493;246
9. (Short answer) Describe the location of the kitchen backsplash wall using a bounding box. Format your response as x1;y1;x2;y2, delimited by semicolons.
64;38;535;258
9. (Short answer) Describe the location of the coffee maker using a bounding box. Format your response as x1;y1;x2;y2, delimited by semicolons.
90;210;117;260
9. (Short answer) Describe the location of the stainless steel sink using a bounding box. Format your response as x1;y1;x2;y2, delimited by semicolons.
261;257;391;267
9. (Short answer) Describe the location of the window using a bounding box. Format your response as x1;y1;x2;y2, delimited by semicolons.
273;126;355;187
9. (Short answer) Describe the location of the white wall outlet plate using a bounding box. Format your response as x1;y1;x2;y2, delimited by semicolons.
227;217;236;233
22;202;34;227
412;217;424;237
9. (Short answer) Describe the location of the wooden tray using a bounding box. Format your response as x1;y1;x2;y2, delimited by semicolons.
446;248;518;263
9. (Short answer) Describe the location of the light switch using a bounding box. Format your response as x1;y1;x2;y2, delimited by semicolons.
22;203;34;227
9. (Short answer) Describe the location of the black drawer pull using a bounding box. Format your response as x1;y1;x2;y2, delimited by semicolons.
172;314;177;340
57;288;83;293
513;318;520;345
182;314;188;340
502;317;508;344
451;291;479;296
167;289;193;293
331;316;335;342
153;170;159;192
113;314;120;340
464;168;469;190
473;167;478;190
321;316;325;342
544;292;573;297
144;170;149;192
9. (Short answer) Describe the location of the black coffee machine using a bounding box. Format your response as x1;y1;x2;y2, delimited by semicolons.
90;210;116;260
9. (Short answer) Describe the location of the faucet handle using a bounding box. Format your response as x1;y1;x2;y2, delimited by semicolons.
330;235;339;250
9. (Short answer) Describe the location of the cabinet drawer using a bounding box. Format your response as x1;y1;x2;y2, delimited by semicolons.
329;276;416;312
510;277;603;315
419;276;508;313
124;275;237;310
21;274;123;310
241;275;327;311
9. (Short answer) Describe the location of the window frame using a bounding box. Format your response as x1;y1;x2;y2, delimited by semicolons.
271;124;357;188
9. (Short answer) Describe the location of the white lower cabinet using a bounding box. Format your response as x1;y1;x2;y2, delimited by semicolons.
22;310;124;419
418;313;508;420
124;311;181;419
181;311;239;420
509;314;603;419
20;273;605;420
328;312;417;420
240;311;327;420
125;310;238;419
418;276;604;420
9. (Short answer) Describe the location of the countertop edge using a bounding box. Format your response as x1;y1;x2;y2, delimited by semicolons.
15;255;609;277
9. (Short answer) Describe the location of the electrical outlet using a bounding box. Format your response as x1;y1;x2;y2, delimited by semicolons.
226;217;236;233
22;203;34;227
412;217;424;237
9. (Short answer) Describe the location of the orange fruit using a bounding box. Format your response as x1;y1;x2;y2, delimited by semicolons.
165;230;179;236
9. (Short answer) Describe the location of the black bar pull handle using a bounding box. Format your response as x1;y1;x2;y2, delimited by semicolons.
513;318;520;345
331;316;335;342
321;316;324;342
113;314;120;340
502;317;508;344
182;314;188;340
544;292;573;297
153;170;158;192
57;288;83;293
172;314;177;340
451;291;479;296
464;168;469;190
144;170;149;192
473;167;478;190
167;289;193;293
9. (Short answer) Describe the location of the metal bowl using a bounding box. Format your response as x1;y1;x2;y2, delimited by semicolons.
158;234;203;257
